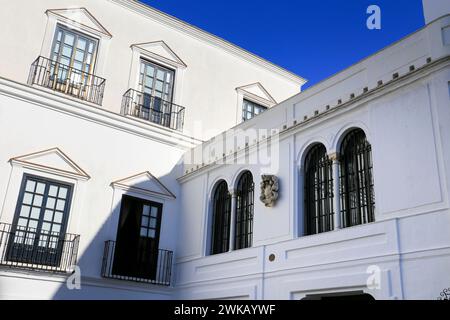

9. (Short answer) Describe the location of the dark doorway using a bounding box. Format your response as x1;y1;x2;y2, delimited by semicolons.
112;195;162;280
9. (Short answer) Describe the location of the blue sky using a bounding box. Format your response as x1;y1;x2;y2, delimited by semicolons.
140;0;425;88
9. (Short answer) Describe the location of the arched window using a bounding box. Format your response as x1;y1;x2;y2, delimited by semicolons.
340;129;375;228
304;144;334;235
235;171;254;250
211;181;231;255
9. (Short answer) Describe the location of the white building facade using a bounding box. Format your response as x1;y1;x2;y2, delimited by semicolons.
0;0;449;300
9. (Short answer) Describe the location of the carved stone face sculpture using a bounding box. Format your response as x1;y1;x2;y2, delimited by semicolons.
260;175;279;207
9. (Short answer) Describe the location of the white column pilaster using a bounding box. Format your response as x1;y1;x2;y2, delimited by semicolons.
229;189;237;252
329;153;341;230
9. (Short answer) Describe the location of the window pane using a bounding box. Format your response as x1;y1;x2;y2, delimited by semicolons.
77;38;87;51
44;210;53;222
23;193;33;205
147;229;156;238
49;185;58;197
29;220;38;230
33;195;43;207
30;207;40;219
143;205;150;216
64;34;75;46
25;181;36;192
35;183;46;194
140;227;147;237
56;200;66;211
20;205;30;218
46;198;56;209
58;187;68;199
150;206;158;218
53;211;63;224
141;216;149;227
17;218;28;227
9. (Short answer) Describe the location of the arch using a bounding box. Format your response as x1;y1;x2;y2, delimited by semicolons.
304;143;334;235
210;180;231;255
339;128;375;228
296;137;330;168
333;122;371;154
234;171;254;250
231;168;253;192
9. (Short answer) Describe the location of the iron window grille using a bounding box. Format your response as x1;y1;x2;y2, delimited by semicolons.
235;171;254;250
101;240;173;286
210;181;231;255
304;144;334;235
0;222;80;273
339;129;375;228
28;56;106;105
121;89;185;131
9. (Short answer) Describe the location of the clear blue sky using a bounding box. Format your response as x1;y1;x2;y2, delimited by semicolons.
140;0;425;88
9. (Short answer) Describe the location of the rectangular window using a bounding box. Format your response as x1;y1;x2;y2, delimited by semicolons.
7;175;73;266
50;24;98;84
242;99;267;122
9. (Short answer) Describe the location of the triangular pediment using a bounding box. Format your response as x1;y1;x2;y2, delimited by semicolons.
236;82;277;106
10;148;90;179
46;8;112;38
112;171;176;199
131;41;187;68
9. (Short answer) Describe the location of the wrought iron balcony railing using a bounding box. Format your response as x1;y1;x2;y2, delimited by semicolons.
0;222;80;274
28;56;106;106
121;89;185;131
101;240;173;286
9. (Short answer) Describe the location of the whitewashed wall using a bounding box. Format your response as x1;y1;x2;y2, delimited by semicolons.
0;0;304;141
176;15;450;300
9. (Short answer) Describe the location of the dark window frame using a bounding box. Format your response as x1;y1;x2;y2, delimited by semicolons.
210;181;231;255
304;144;334;235
235;171;254;250
339;129;375;228
7;174;74;266
242;99;267;122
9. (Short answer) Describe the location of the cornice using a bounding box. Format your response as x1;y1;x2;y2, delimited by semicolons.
0;77;201;150
177;55;450;183
108;0;306;86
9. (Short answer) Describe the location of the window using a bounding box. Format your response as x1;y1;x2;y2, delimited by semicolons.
242;99;267;121
235;171;254;250
339;129;375;228
7;175;73;266
210;181;231;255
136;59;175;126
51;24;98;79
304;144;334;235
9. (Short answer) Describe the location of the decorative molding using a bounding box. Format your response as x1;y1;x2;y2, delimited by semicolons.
9;147;90;180
111;171;176;200
131;41;187;69
236;82;277;107
109;0;306;85
45;7;112;39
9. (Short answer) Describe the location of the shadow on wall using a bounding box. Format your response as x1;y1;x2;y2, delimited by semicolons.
50;160;183;300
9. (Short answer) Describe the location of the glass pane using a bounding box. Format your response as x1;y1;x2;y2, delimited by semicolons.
52;224;61;234
56;200;66;211
156;70;164;80
25;181;36;192
53;211;63;224
58;187;68;199
147;229;156;238
145;65;155;77
49;185;58;197
143;205;150;216
64;34;75;46
28;220;38;229
150;206;158;218
59;57;70;67
42;222;51;232
35;183;46;195
44;210;53;222
20;205;30;218
30;207;40;219
155;80;163;92
33;195;43;207
57;31;62;41
17;218;28;227
141;216;149;227
88;42;94;53
53;43;60;55
74;50;85;62
73;61;82;71
46;198;56;209
77;38;87;51
150;218;157;228
23;193;33;205
62;45;73;58
140;227;147;237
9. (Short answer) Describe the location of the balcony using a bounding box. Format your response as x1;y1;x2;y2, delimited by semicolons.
0;222;80;274
101;240;173;286
121;89;185;131
28;56;106;106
